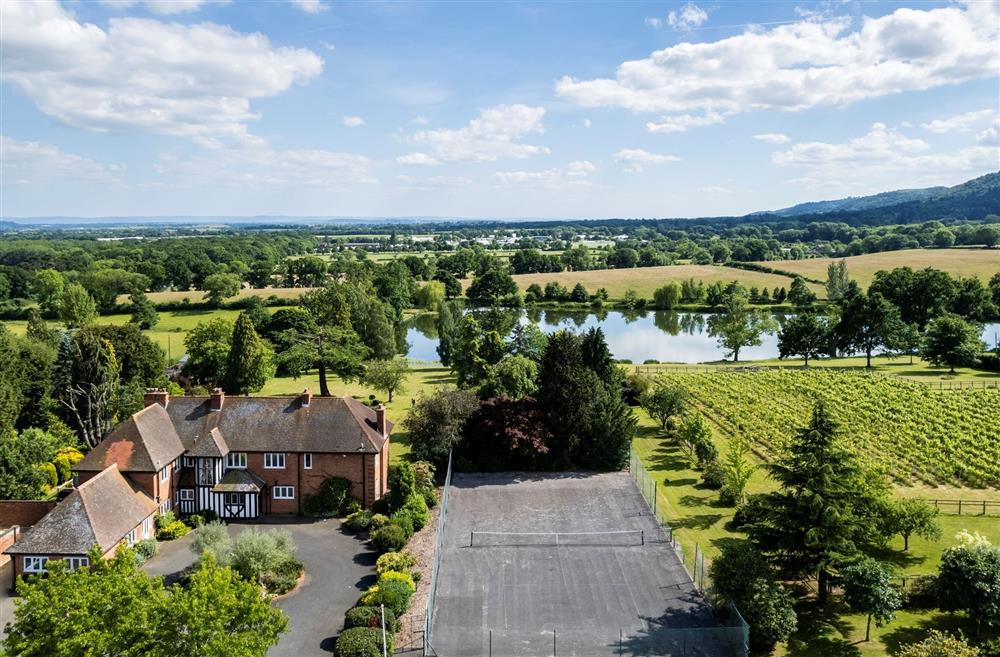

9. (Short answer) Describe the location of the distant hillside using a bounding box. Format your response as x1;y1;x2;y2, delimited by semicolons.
767;172;1000;221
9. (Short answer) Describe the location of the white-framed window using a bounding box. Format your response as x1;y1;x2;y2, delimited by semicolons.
264;453;285;469
23;556;48;573
159;500;171;515
124;529;136;546
159;466;169;483
272;486;295;500
183;456;194;467
303;453;313;469
226;492;242;506
143;516;153;537
179;489;194;501
226;452;247;469
65;557;89;571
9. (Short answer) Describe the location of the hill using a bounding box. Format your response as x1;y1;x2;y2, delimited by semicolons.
765;171;1000;222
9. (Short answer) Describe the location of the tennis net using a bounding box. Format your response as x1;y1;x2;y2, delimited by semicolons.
468;529;645;547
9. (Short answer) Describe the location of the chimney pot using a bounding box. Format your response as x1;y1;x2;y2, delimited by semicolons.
144;388;169;408
210;388;225;412
301;388;312;407
375;404;388;436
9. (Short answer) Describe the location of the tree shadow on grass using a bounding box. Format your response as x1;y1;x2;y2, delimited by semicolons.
784;598;861;657
864;544;925;571
880;612;994;656
671;514;725;531
679;494;714;508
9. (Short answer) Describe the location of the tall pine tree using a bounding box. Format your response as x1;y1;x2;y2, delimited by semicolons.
221;313;274;395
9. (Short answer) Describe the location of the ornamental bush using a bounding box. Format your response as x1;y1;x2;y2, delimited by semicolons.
52;456;71;484
375;551;416;575
370;514;390;530
303;477;352;518
230;528;301;593
133;539;157;565
387;463;415;512
388;510;414;539
358;578;413;617
403;493;430;531
156;520;191;541
370;524;407;554
38;462;57;488
344;606;397;632
378;570;416;593
334;627;392;657
345;510;373;532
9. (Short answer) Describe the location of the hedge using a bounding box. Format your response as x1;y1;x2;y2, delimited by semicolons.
334;627;392;657
344;605;397;632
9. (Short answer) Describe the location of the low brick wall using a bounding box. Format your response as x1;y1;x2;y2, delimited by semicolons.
0;501;57;529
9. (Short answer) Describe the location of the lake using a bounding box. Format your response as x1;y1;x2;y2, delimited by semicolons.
405;309;1000;364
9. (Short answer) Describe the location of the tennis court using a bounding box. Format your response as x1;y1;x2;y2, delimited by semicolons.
426;471;745;657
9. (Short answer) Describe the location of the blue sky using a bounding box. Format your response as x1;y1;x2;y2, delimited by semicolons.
1;0;997;219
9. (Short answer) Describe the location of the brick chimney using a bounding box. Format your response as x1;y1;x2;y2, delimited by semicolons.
210;388;225;412
375;404;388;436
300;388;312;407
144;388;169;408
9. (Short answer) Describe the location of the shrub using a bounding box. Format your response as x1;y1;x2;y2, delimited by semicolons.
156;520;191;541
422;489;437;508
133;539;157;565
344;605;397;632
190;520;232;565
358;578;413;617
732;495;767;528
379;570;416;593
52;456;71;484
303;476;352;518
701;460;725;490
387;463;415;512
187;514;205;528
370;513;390;530
370;524;407;554
376;551;416;575
261;557;303;594
334;627;392;657
55;447;84;465
389;510;414;538
38;462;58;488
403;493;430;531
230;528;299;591
155;511;177;531
345;510;373;532
345;499;362;515
200;509;219;523
412;461;435;497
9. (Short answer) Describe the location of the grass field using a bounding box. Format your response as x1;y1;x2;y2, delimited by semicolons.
763;248;1000;288
504;264;826;301
114;286;315;305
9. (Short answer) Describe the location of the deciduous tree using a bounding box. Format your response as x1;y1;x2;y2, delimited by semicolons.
707;287;777;362
362;358;410;402
841;559;901;641
922;314;984;373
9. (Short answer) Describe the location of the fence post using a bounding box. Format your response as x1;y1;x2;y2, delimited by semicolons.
959;500;963;515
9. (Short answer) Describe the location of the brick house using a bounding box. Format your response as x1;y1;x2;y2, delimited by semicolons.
5;465;158;580
75;388;391;520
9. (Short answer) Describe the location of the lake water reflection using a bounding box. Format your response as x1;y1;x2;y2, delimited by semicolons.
405;309;1000;364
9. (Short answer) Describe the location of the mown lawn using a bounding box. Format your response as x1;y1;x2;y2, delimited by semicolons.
763;248;999;289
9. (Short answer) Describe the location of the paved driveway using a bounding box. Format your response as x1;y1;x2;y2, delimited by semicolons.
143;518;376;656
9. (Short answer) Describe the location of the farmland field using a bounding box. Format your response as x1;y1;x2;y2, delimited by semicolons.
505;264;825;300
114;286;316;305
654;369;1000;488
762;248;1000;288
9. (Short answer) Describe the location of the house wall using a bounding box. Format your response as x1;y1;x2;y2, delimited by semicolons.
9;510;155;583
0;501;57;529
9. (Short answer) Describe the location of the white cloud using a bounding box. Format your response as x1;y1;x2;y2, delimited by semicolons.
977;126;999;146
407;104;549;162
0;1;323;142
319;40;336;52
396;152;440;166
98;0;229;14
613;148;680;172
342;115;365;127
698;185;733;194
154;144;374;189
290;0;328;13
773;123;1000;188
921;109;997;134
492;161;596;189
582;118;592;128
667;2;708;30
396;174;472;190
411;116;429;125
645;17;663;29
647;111;726;133
753;133;791;144
1;136;125;184
556;3;999;129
